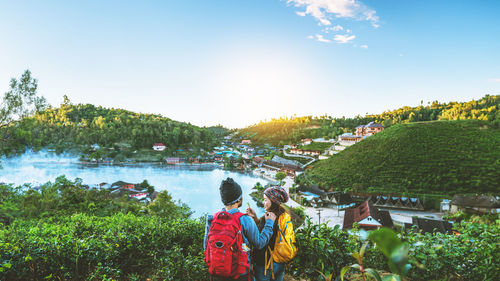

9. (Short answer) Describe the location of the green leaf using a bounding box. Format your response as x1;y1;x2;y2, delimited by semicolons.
340;265;352;281
364;268;382;281
382;274;401;281
368;228;402;258
2;263;12;269
360;241;368;258
389;243;409;275
350;264;361;271
352;252;361;262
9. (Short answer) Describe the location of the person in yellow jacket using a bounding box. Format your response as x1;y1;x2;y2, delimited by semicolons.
246;186;296;281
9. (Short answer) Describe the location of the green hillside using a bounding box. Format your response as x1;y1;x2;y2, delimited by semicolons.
1;102;218;156
305;120;500;195
239;95;499;145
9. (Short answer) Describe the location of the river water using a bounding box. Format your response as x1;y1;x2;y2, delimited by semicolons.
0;151;268;217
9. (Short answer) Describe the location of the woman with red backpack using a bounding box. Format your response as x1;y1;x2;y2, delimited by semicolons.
246;186;297;281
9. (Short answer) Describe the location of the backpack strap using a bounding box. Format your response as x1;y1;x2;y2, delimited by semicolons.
264;245;275;279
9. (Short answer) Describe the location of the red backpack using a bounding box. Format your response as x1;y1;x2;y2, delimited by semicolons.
205;211;249;279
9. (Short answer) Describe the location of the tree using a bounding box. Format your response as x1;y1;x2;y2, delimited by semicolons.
0;70;47;147
275;171;286;181
0;70;48;141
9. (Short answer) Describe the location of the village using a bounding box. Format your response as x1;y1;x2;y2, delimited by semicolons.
82;121;500;235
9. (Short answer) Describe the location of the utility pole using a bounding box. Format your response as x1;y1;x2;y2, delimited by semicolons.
317;209;321;225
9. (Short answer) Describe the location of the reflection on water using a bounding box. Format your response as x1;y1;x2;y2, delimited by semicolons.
0;150;267;217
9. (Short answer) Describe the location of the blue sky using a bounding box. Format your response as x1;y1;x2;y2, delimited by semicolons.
1;0;499;128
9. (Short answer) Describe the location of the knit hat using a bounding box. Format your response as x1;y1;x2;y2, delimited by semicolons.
264;186;289;204
220;177;242;205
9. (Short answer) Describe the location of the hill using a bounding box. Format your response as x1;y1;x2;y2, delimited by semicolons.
0;102;218;155
239;95;499;145
304;120;500;196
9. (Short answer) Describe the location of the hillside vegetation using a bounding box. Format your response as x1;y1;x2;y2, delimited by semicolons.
239;95;499;145
305;120;500;195
1;100;217;156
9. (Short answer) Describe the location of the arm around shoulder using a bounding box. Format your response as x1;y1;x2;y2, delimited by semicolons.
240;215;274;250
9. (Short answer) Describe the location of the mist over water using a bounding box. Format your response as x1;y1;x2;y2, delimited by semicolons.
0;150;268;217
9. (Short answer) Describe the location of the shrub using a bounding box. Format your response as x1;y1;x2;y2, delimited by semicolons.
0;213;209;280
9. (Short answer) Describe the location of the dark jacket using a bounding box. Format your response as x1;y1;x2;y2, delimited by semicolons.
252;216;279;266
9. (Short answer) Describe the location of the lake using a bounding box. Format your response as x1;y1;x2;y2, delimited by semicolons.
0;151;269;217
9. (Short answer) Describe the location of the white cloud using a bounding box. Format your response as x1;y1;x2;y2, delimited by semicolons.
315;34;331;43
332;25;344;31
307;35;315;39
492;78;500;82
334;34;355;43
286;0;379;26
360;44;368;49
323;25;344;33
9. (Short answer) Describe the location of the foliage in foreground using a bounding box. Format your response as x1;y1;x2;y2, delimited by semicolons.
291;220;499;281
1;179;498;280
0;213;207;280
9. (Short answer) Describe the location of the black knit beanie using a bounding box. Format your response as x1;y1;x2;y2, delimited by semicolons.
220;177;242;206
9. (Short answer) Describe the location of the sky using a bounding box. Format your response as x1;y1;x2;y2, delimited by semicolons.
1;0;499;128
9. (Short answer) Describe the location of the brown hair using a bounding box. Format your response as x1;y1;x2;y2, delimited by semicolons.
256;200;287;230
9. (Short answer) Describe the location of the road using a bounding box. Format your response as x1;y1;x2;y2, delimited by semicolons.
282;145;317;168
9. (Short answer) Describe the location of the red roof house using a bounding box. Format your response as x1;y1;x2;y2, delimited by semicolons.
153;143;166;151
343;201;393;230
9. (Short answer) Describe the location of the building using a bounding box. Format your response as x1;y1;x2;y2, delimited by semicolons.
252;156;264;167
152;143;166;151
322;192;353;206
312;138;336;143
404;217;453;234
166;157;180;164
241;139;251;144
368;195;424;211
122;184;135;189
450;195;500;214
301;138;312;145
343;201;394;230
355;122;385;137
440;199;451;212
339;133;363;143
129;193;148;200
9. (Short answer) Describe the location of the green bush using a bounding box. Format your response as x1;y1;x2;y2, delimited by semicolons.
1;178;498;280
290;222;357;280
0;213;208;280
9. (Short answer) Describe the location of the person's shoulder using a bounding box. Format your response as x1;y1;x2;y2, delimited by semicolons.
280;211;291;220
237;212;253;227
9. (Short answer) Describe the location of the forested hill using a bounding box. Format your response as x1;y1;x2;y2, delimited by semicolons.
239;95;499;145
303;120;500;196
1;102;217;154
